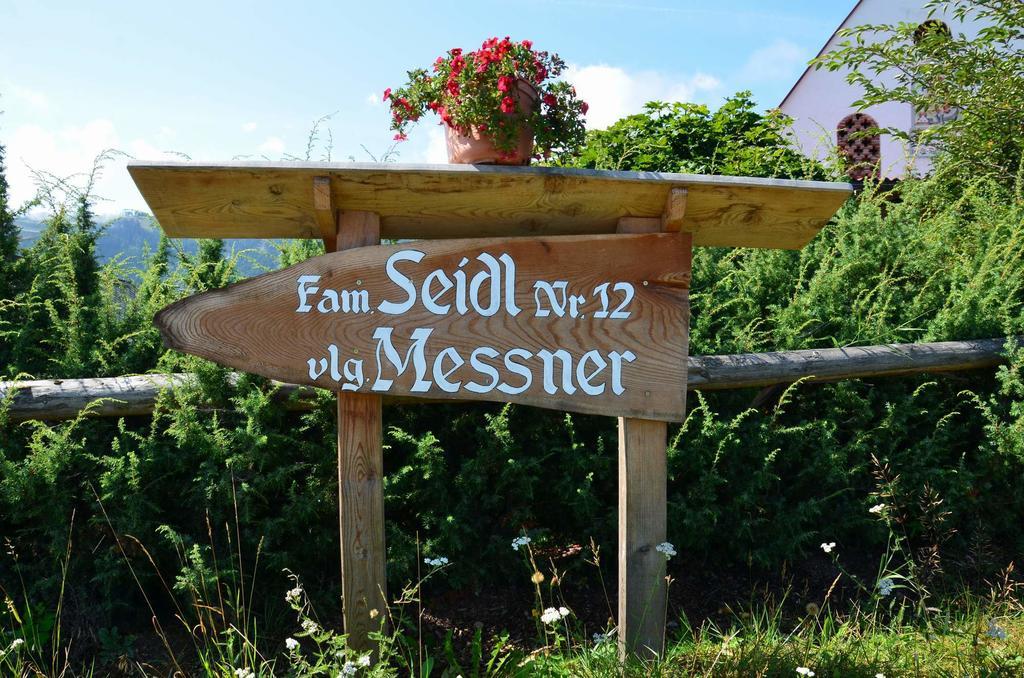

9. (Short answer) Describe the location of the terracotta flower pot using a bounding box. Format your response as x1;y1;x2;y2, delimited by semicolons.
445;81;537;165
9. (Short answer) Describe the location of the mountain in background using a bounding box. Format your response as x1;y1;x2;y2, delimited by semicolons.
15;211;282;275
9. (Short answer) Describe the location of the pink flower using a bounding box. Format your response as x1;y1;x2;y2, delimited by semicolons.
393;133;407;141
580;101;589;115
446;79;460;97
543;93;557;107
500;96;516;113
382;87;392;101
521;39;533;50
497;75;513;92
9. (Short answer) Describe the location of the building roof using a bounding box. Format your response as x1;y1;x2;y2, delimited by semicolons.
778;0;865;109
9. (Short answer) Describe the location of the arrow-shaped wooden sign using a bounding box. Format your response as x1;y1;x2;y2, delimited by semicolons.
155;232;691;421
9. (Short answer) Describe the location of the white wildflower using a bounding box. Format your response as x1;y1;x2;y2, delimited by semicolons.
869;503;885;514
285;586;303;605
511;535;531;551
875;674;886;678
340;661;358;676
877;577;895;597
234;669;255;678
796;668;815;677
655;542;677;559
9;638;24;650
540;606;571;625
424;556;450;567
986;619;1008;640
357;654;371;667
820;542;836;554
285;637;299;651
301;618;321;634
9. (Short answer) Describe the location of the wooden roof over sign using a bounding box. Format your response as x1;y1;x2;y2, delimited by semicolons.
127;161;852;250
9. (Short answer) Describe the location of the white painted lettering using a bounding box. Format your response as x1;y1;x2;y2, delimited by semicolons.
466;346;500;394
608;350;636;395
371;326;433;392
422;269;453;315
468;252;502;317
498;348;533;395
378;250;424;314
433;346;464;393
296;275;320;312
537;348;576;395
317;289;340;313
576;350;608;395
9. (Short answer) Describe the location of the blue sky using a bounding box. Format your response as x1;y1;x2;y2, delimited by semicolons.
1;0;852;214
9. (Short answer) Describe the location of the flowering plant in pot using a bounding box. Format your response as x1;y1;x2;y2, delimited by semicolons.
385;37;589;164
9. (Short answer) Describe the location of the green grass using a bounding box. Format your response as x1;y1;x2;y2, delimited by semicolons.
3;589;1021;676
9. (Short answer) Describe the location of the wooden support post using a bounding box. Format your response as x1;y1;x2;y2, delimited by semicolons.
616;207;691;662
313;175;337;252
331;205;386;653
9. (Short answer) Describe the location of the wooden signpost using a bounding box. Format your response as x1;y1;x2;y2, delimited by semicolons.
129;161;850;661
154;232;692;420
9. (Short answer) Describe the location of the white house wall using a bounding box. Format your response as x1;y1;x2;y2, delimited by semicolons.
779;0;984;178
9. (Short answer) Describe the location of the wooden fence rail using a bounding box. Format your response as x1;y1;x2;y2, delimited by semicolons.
1;337;1013;423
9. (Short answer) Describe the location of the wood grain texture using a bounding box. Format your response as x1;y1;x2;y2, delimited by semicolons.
153;232;693;421
618;417;669;661
338;391;386;652
127;161;852;250
661;188;688;232
6;338;1011;422
313;176;336;250
334;211;387;654
615;215;688;661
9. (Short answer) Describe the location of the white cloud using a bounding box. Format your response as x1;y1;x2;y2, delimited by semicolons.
5;119;179;214
564;64;722;130
258;136;285;154
6;84;50;112
738;39;809;83
424;126;448;163
241;121;258;133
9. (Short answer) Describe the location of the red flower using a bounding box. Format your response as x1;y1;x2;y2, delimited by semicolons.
396;97;413;113
433;57;443;71
439;106;452;125
543;93;557;107
450;47;462;57
500;96;516;113
521;39;532;50
382;87;392;101
393;133;407;141
580;101;589;115
534;66;547;84
497;75;513;92
427;101;441;113
446;79;460;97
